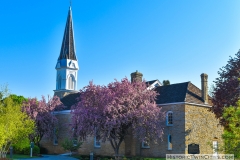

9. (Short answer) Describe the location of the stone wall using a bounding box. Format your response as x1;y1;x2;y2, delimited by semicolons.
139;104;186;157
40;113;71;154
185;104;223;154
40;112;125;156
139;103;223;157
40;104;223;157
78;136;125;156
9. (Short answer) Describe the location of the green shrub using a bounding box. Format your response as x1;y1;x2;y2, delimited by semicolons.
23;145;40;155
61;138;83;153
12;137;31;154
13;141;40;155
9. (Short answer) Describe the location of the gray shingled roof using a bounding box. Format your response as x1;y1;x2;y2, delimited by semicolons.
155;82;212;105
61;92;80;109
154;82;189;104
58;7;77;60
60;82;212;109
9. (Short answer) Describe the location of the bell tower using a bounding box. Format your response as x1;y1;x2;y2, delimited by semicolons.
54;6;79;98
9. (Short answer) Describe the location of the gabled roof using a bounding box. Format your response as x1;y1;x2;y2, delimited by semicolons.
155;82;212;105
60;82;212;109
146;80;158;85
154;82;188;104
146;80;162;90
61;92;80;109
58;7;77;60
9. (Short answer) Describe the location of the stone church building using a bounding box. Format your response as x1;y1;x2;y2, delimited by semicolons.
40;6;223;157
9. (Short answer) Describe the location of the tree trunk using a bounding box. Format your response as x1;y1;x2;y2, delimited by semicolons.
109;127;129;160
0;142;11;158
115;147;119;160
109;137;124;160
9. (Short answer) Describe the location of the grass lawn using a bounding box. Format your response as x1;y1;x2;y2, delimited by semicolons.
6;154;38;159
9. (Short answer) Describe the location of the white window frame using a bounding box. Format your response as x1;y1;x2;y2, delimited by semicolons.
213;141;218;155
68;76;72;89
53;128;58;145
141;139;150;148
168;134;172;150
166;111;173;126
73;138;78;147
94;136;101;148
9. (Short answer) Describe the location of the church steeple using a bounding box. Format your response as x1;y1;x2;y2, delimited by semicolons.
54;6;79;99
58;6;77;60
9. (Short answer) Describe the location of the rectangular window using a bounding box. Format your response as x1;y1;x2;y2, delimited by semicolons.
73;138;78;146
94;136;101;148
168;134;172;150
166;111;173;126
142;140;150;148
53;128;58;145
213;141;218;155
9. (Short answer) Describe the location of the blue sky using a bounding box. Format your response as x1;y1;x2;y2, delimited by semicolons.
1;0;240;99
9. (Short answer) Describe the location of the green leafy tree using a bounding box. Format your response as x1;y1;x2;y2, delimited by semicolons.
8;94;28;105
162;80;170;86
0;87;35;158
222;100;240;158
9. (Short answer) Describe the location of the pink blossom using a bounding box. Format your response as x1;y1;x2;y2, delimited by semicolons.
71;78;165;157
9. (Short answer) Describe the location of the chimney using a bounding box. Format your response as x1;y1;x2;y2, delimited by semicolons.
201;73;208;104
131;70;143;83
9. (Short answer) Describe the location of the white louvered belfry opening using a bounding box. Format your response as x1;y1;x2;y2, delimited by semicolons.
68;75;75;90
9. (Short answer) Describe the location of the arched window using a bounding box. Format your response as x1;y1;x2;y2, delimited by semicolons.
166;111;173;126
68;75;75;90
58;76;61;89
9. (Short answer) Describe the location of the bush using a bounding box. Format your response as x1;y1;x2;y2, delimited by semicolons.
23;145;40;155
61;138;82;153
12;137;31;154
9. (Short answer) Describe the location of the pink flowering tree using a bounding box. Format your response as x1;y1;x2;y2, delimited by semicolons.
71;78;165;158
22;96;64;146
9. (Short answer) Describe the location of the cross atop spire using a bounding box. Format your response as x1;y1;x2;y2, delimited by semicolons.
58;6;77;60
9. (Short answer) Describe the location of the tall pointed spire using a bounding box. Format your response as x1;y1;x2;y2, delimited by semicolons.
58;6;77;60
54;5;79;99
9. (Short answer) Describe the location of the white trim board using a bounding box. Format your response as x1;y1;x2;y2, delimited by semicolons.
53;110;71;115
157;102;212;108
